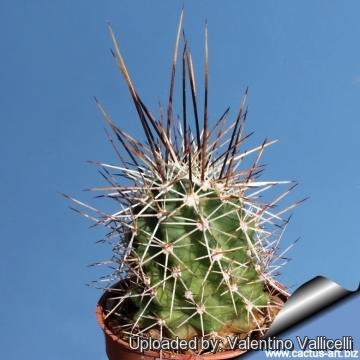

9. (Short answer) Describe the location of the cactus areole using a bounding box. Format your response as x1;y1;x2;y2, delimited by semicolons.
68;10;303;359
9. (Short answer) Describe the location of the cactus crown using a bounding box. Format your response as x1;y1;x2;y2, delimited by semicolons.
66;11;303;357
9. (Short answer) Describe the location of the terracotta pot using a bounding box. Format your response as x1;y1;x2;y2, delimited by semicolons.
95;287;247;360
96;280;290;360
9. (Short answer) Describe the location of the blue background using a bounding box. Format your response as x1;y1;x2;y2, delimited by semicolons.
1;2;359;359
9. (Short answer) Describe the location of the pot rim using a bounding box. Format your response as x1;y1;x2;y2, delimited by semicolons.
95;281;250;359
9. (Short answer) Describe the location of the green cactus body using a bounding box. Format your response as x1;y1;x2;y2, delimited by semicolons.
131;178;268;339
66;10;303;357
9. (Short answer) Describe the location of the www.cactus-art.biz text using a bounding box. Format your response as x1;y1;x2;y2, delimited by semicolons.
128;335;354;354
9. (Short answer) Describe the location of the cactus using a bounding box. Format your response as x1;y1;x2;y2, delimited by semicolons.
66;11;303;357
